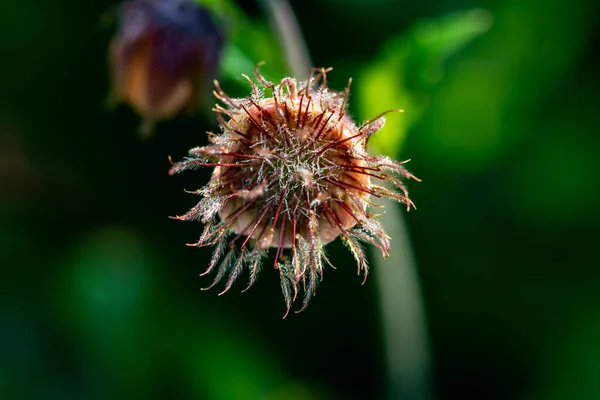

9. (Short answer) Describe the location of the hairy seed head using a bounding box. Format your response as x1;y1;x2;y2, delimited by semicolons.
170;66;420;316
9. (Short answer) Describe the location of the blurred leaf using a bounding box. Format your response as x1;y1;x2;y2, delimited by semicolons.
199;0;288;86
54;226;328;399
220;43;257;81
54;227;160;397
414;0;597;172
528;302;600;400
500;124;600;225
407;9;493;88
355;9;493;158
188;333;285;400
67;228;154;330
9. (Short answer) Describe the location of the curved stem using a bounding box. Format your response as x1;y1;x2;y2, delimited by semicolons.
258;0;312;78
259;2;432;399
373;197;433;400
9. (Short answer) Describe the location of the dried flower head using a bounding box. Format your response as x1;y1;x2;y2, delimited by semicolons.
109;0;224;135
170;65;419;316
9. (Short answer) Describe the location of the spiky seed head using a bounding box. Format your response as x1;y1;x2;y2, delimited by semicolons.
169;66;420;317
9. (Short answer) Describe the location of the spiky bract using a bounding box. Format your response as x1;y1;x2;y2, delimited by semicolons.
170;66;419;316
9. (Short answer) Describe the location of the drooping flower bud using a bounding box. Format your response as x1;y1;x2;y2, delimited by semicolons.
109;0;224;135
170;66;420;316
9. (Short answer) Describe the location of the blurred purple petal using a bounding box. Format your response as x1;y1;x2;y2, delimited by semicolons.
109;0;224;133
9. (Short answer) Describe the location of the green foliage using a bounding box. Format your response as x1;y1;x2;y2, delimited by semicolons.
199;0;288;85
355;9;493;158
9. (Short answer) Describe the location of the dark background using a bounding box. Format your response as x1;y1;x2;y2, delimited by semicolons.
1;0;599;399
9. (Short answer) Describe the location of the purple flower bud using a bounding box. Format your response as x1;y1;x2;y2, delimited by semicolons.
169;67;420;316
109;0;224;135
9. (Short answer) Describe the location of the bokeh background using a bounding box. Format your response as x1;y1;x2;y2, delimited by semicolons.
1;0;599;399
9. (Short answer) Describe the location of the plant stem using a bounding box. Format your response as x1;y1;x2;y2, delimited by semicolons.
373;197;433;400
258;0;312;78
260;2;433;399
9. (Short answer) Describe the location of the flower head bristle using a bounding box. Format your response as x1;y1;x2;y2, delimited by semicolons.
170;66;419;316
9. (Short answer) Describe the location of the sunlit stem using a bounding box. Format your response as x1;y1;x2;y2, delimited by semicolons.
258;0;312;78
373;196;433;400
261;2;433;399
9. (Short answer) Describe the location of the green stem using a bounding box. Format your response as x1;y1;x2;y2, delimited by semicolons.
258;0;312;78
260;2;433;399
373;197;433;400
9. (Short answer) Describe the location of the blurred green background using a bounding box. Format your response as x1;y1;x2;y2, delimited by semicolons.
1;0;599;399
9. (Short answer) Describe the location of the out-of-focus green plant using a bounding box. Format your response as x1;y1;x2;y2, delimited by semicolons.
52;226;318;399
198;0;288;84
355;9;493;158
347;9;493;400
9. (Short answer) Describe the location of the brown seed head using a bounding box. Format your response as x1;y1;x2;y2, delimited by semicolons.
170;66;419;316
